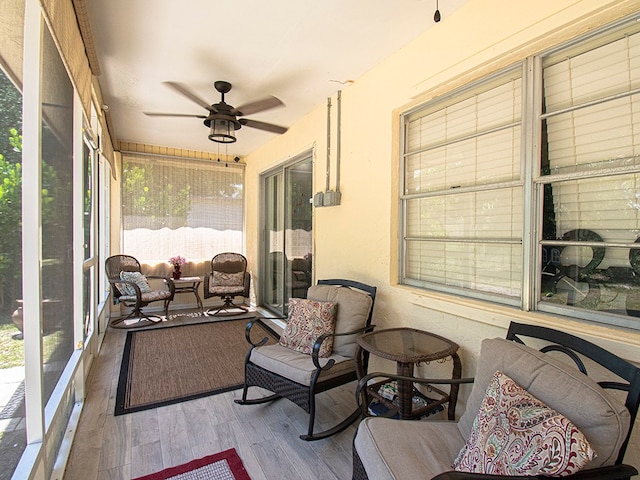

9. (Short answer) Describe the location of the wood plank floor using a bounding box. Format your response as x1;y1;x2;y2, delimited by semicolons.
63;317;359;480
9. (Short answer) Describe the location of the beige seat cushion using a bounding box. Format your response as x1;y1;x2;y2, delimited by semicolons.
249;344;354;386
307;284;373;357
355;417;465;480
354;337;631;478
458;337;630;469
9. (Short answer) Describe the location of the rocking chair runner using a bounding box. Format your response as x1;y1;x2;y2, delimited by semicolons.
235;279;377;441
105;254;175;327
353;321;640;480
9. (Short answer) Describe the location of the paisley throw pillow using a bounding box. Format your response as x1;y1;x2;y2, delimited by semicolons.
453;370;596;476
279;298;337;357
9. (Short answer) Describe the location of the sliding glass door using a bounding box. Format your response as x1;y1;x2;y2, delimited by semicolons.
261;153;313;315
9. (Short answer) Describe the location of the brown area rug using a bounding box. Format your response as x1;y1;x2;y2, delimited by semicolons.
115;317;278;415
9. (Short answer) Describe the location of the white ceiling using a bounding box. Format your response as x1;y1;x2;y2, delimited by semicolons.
87;0;468;157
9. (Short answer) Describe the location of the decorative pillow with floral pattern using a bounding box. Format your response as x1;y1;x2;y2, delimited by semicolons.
453;370;596;476
279;298;337;357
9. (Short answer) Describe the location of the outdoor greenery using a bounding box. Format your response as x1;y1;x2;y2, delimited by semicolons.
122;162;191;228
0;320;23;369
0;73;22;315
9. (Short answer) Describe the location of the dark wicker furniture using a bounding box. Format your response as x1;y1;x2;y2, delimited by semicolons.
356;328;461;420
235;279;377;441
105;254;175;328
352;321;640;480
203;252;251;316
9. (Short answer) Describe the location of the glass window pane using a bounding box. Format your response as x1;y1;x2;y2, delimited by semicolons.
541;244;640;318
406;188;523;240
402;68;523;303
261;155;313;316
405;240;522;297
542;95;640;175
542;174;640;243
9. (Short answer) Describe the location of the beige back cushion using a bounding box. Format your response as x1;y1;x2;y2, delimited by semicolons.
459;338;631;468
307;284;373;358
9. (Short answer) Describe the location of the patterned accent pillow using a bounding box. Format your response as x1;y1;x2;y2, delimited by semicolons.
279;298;338;357
212;270;245;288
119;271;152;296
453;370;596;476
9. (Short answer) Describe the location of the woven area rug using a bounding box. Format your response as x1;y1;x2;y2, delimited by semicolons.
115;317;278;415
132;448;251;480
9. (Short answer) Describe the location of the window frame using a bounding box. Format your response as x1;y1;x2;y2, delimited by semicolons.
399;14;640;330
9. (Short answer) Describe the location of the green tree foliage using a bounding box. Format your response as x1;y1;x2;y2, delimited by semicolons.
0;72;58;312
0;72;22;313
122;161;191;228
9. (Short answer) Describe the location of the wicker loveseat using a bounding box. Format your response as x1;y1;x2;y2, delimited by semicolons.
353;322;640;480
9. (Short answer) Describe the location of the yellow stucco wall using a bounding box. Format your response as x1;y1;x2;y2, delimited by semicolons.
243;0;640;469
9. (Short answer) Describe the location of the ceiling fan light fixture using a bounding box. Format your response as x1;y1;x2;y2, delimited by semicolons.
208;118;237;143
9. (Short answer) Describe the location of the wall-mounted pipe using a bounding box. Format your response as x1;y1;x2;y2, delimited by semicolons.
336;90;341;195
326;97;331;192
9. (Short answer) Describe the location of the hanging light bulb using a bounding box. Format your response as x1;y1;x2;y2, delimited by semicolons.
434;0;441;22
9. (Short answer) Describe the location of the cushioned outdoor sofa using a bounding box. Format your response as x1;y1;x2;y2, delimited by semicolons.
353;322;640;480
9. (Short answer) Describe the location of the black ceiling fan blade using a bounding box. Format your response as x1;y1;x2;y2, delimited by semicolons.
143;112;207;119
163;81;216;112
239;118;288;134
233;96;284;116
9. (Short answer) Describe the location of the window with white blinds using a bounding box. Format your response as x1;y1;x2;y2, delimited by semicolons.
538;22;640;326
121;153;244;270
401;15;640;329
402;68;524;301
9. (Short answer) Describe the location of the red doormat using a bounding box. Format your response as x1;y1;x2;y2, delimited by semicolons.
132;448;251;480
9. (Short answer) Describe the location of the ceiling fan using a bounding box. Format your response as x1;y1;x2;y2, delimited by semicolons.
144;80;288;143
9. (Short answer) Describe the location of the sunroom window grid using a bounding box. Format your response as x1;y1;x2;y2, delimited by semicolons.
543;33;640;113
402;70;524;299
535;19;640;327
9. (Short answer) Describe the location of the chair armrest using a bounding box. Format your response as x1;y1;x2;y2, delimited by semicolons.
311;324;376;370
431;464;638;480
243;317;284;348
356;371;474;414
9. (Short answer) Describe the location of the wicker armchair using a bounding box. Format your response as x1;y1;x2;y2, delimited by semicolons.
105;254;175;328
203;252;251;316
352;322;640;480
235;279;377;441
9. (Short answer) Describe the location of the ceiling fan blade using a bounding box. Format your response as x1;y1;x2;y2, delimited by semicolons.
233;96;284;116
239;118;288;134
163;81;215;112
143;112;207;118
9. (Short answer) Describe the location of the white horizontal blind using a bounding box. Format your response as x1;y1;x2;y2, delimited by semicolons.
543;33;640;174
121;153;244;266
403;71;523;298
543;29;640;265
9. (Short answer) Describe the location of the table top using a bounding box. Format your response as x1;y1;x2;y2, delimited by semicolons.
172;276;202;283
357;327;458;364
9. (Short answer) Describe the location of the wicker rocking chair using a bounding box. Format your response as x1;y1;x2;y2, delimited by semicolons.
235;279;377;441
